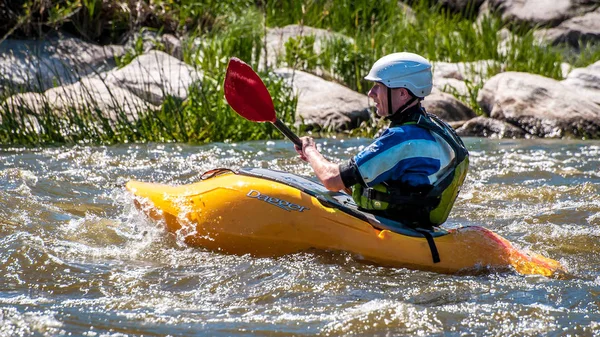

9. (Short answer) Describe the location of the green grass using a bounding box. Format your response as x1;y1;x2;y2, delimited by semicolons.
0;5;297;145
0;0;598;144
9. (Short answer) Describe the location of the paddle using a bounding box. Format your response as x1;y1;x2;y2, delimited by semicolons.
224;57;302;147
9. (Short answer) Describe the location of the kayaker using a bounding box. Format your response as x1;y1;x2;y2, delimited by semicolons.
295;52;469;229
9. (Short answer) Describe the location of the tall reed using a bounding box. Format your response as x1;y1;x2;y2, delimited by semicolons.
1;0;598;145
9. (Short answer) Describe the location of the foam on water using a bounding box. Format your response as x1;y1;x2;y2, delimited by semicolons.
0;138;599;336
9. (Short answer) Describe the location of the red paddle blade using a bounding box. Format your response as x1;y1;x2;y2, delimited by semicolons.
224;58;276;123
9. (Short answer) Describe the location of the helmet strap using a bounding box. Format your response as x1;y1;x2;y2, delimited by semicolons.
387;87;419;118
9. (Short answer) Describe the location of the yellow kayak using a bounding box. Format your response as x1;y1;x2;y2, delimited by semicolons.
126;168;563;276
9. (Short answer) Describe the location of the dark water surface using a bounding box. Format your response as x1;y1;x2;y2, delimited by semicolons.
1;138;599;336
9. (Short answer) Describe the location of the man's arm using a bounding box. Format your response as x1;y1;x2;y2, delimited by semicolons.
295;137;346;191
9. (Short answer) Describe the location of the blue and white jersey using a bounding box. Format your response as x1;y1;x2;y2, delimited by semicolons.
354;124;455;188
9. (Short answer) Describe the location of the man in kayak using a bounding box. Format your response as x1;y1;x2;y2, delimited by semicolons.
295;52;469;229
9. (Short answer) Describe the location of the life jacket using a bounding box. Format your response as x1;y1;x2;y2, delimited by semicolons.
352;109;469;228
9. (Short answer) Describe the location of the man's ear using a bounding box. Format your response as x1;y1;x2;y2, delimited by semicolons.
398;88;409;98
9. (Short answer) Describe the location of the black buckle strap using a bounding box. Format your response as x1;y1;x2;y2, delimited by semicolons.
416;228;441;264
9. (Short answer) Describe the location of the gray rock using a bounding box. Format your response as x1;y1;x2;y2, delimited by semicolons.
437;0;485;15
432;60;501;97
105;51;202;105
477;72;600;138
398;2;417;23
534;9;600;47
44;78;157;122
262;25;353;71
486;0;597;28
456;116;527;138
561;60;600;105
0;93;47;132
422;90;477;122
274;68;370;131
0;34;124;93
124;29;184;60
162;34;183;60
123;29;161;54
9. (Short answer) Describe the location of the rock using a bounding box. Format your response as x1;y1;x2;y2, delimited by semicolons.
123;29;184;60
477;72;600;138
0;93;47;132
534;9;600;47
486;0;597;28
432;60;501;97
0;34;124;93
105;51;202;105
422;90;477;122
261;25;353;71
123;29;161;54
44;78;157;122
561;63;573;79
437;0;485;16
561;60;600;105
456;116;527;138
398;2;417;23
161;34;183;60
274;68;370;131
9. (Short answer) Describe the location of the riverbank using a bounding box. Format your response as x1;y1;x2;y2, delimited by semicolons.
1;0;599;144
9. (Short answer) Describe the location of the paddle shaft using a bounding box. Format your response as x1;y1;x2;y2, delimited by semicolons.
272;119;302;147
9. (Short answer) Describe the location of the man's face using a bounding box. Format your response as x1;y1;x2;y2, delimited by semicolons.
367;82;389;117
368;83;410;117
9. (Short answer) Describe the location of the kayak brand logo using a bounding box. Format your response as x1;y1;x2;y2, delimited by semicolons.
246;190;309;212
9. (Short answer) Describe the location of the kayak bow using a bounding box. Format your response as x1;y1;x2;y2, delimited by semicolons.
126;168;563;276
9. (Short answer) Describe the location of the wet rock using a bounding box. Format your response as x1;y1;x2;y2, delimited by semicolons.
105;51;202;105
422;90;477;122
534;9;600;47
456;116;527;138
485;0;597;28
0;34;124;93
274;68;370;131
561;60;600;105
477;72;600;138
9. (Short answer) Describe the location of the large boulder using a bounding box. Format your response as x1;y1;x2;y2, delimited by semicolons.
561;60;600;105
456;116;527;138
274;68;370;131
422;90;477;122
534;9;600;47
477;72;600;138
1;77;156;130
105;51;202;105
485;0;597;28
44;78;157;123
0;34;124;93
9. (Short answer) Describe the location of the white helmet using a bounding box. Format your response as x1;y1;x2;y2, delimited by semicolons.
364;52;433;97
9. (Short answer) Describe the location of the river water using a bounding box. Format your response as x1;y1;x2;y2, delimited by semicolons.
0;137;599;336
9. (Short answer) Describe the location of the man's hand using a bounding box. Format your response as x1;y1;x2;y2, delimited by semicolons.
294;136;317;162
